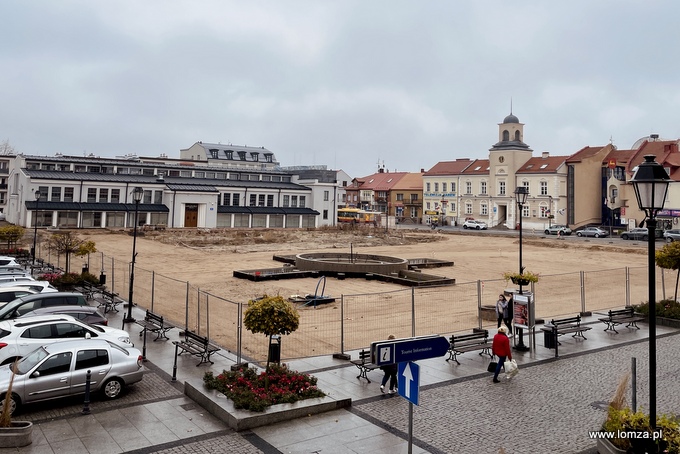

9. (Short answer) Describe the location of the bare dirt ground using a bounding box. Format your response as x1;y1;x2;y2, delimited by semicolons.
56;227;651;361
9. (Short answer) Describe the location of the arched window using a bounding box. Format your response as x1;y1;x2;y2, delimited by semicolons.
503;130;509;141
514;131;520;141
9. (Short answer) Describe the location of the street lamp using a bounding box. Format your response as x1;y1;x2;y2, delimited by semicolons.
514;186;530;351
631;154;670;437
124;187;144;324
32;191;41;267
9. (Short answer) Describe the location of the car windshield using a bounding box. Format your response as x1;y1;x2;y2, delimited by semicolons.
16;346;50;374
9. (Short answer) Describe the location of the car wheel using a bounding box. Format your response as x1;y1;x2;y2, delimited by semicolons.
667;238;674;243
622;235;628;240
0;392;20;416
595;233;600;238
577;232;583;237
476;226;481;230
102;378;124;399
642;235;648;241
544;230;550;235
463;225;468;229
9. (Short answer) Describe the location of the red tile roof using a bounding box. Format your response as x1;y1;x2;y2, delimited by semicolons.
517;156;567;174
424;159;473;175
461;159;490;175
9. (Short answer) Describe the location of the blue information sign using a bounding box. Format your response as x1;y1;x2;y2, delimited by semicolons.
372;335;449;366
398;362;420;405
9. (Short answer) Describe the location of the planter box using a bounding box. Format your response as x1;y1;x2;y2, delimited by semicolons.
596;437;627;454
657;316;680;328
0;421;33;448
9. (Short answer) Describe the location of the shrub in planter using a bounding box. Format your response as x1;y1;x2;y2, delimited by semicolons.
203;363;325;412
634;299;680;320
602;407;680;453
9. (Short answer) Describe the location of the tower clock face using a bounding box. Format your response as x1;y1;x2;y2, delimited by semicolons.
499;156;505;163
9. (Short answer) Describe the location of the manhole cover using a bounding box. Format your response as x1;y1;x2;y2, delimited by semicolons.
180;403;197;411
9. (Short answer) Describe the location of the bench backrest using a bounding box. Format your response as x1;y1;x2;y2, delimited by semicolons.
146;310;163;324
358;349;371;361
551;315;581;326
450;331;488;345
184;330;208;346
608;308;634;317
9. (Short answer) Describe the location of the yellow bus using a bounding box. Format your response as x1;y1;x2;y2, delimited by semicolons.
337;208;382;226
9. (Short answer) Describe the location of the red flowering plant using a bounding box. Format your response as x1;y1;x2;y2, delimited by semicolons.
203;363;325;412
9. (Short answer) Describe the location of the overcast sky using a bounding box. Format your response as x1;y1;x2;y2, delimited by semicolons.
2;1;679;178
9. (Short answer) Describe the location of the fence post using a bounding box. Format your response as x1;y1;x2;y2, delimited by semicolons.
205;292;210;340
477;280;483;330
661;268;666;301
580;271;587;315
411;287;415;337
237;301;243;365
626;267;630;307
185;281;190;333
340;295;345;354
151;271;155;312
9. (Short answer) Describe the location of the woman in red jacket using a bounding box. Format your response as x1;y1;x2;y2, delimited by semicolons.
492;326;512;383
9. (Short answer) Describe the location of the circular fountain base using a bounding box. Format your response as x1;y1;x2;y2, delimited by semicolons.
295;253;408;276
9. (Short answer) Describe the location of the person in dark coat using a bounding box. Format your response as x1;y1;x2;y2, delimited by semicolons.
491;326;512;383
380;334;398;394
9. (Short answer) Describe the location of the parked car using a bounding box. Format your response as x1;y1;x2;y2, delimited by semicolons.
0;339;143;415
0;292;88;321
20;305;108;326
0;314;132;365
621;228;650;240
0;257;21;268
0;286;38;305
463;219;488;230
0;275;34;286
576;227;610;238
664;229;680;243
544;225;572;235
0;280;58;293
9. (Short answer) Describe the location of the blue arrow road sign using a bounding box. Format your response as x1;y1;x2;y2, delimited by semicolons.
398;362;420;405
372;335;449;366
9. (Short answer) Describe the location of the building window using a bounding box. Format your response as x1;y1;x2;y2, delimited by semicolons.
324;190;329;201
426;183;431;192
465;202;473;215
232;194;240;206
523;181;530;191
258;194;265;207
480;181;487;195
250;194;257;207
499;181;506;196
323;210;328;220
110;189;119;203
397;193;404;201
540;204;548;218
410;194;418;203
267;195;274;207
291;196;298;207
540;181;548;196
209;149;218;158
283;195;289;207
434;183;439;192
481;203;488;216
153;191;163;204
450;202;456;211
143;190;152;204
442;182;447;192
451;182;456;193
223;193;231;206
299;196;306;208
87;188;96;203
51;187;61;202
522;204;530;217
466;181;472;194
99;189;108;203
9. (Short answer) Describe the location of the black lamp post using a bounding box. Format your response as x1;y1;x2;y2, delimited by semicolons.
514;186;530;351
631;154;670;439
124;187;144;324
32;191;41;268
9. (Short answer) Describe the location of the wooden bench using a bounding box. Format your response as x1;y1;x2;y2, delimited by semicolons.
446;329;491;365
598;308;646;334
135;310;175;341
173;330;220;366
97;289;124;314
541;315;592;344
74;282;99;301
350;349;379;383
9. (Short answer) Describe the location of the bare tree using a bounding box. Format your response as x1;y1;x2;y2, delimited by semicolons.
46;232;97;273
0;140;15;155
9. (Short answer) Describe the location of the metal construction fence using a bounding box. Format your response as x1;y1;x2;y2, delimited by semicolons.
75;253;677;365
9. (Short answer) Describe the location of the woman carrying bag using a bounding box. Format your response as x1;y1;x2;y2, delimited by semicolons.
491;326;512;383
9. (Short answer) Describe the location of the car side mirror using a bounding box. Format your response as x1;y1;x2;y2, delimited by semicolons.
31;371;40;378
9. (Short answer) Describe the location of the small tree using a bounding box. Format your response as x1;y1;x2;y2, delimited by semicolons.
46;233;97;273
0;225;25;250
656;241;680;301
243;295;300;372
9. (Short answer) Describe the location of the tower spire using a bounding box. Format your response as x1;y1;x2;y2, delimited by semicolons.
510;97;513;115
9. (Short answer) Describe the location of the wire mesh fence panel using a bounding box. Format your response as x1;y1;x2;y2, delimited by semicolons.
628;265;654;307
107;256;129;303
130;266;153;312
150;273;189;330
343;288;413;351
284;300;342;360
530;272;582;319
583;268;629;313
659;267;680;302
414;282;480;337
198;291;240;354
239;302;269;364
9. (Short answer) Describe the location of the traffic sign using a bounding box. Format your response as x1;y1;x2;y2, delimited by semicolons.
398;362;420;405
372;335;449;366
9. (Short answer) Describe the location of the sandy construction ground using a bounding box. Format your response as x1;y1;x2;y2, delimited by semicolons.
58;227;653;361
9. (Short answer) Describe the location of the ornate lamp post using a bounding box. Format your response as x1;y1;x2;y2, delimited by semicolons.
630;154;670;438
124;187;144;324
32;190;41;267
514;186;530;351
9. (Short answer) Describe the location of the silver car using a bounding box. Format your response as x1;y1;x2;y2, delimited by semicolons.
664;229;680;243
576;227;610;238
0;339;143;415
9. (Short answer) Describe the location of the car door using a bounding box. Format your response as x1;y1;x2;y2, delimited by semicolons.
22;351;73;403
69;348;112;395
16;323;56;359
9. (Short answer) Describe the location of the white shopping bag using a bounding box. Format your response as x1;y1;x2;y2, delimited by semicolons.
505;359;519;379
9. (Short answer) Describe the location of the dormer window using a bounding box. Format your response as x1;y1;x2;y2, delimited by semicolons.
225;150;233;159
238;151;246;161
250;152;259;161
540;164;548;169
264;153;273;162
209;149;219;159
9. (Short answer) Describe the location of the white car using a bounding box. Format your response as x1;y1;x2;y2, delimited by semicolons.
463;219;488;230
0;314;132;365
0;280;58;293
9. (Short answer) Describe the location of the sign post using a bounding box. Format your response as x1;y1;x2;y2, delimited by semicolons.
371;335;449;366
398;362;419;454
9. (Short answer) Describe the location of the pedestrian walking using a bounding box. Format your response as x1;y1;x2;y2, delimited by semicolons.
380;334;398;394
491;326;512;383
496;294;512;333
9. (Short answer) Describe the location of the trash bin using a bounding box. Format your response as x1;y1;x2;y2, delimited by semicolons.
268;335;281;364
543;324;556;349
99;272;107;286
82;264;89;274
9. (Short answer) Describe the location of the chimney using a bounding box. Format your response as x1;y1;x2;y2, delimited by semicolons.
421;168;425;173
542;151;549;159
650;134;659;140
